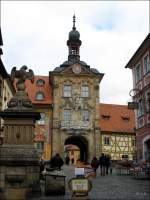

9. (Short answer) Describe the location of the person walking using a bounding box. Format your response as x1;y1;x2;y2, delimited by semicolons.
71;158;74;165
99;153;106;176
65;155;70;165
91;156;99;175
50;153;64;170
105;154;111;175
39;157;45;179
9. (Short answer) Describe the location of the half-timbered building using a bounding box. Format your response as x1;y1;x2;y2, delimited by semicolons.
100;103;136;160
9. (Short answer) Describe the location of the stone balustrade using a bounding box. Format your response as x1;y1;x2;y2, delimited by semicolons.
61;120;92;130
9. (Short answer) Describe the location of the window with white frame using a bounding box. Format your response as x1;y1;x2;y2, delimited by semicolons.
82;110;90;121
147;92;150;112
82;86;89;97
135;64;141;83
143;54;150;74
64;109;71;121
138;99;144;117
64;85;72;97
104;137;110;145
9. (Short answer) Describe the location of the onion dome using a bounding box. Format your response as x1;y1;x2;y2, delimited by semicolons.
68;15;80;41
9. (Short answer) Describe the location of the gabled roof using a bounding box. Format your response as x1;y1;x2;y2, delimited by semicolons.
100;103;135;133
125;33;150;69
50;62;103;77
15;76;52;105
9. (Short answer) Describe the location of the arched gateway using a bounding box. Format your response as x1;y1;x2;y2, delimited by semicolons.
50;16;104;162
65;136;88;162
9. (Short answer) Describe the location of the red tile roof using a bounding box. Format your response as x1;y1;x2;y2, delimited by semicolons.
14;76;52;105
100;103;135;133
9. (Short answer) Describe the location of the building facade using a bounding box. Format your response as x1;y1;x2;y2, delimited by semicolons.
0;28;15;144
100;104;135;160
125;33;150;161
24;76;52;160
0;28;15;111
49;16;104;162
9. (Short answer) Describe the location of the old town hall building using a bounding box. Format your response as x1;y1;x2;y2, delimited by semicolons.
0;17;135;162
49;16;104;161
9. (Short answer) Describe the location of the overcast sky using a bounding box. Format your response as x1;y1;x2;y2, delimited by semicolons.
1;1;149;105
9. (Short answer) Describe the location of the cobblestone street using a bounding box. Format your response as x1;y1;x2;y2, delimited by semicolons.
29;165;150;200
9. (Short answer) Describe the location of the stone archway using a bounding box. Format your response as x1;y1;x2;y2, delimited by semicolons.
64;136;88;162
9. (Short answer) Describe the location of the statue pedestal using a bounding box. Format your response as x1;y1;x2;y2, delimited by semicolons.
0;145;40;200
0;111;41;200
0;66;41;199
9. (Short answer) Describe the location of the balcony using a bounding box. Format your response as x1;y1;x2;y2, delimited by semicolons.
61;120;92;130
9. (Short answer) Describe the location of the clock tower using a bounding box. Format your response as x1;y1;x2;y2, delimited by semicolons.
49;16;104;162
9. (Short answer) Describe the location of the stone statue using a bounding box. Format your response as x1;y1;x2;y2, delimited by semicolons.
6;66;34;110
11;65;34;91
72;89;82;111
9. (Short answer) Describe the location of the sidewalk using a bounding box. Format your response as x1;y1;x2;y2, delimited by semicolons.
29;165;150;200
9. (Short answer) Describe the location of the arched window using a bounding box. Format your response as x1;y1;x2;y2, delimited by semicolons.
35;92;45;100
36;79;45;86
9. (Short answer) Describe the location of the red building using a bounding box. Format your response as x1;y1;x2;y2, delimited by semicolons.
125;33;150;161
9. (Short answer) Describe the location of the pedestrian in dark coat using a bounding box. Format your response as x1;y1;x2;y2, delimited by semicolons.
91;157;99;174
65;155;70;165
99;153;106;176
105;154;111;174
50;153;64;170
39;158;45;179
71;158;74;165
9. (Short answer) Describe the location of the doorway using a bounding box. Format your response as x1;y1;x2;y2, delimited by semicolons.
65;136;88;162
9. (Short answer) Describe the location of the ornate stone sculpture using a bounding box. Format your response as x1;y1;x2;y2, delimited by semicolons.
6;66;34;110
11;65;34;91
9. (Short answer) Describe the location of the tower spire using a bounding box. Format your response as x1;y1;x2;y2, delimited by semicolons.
73;14;76;30
67;15;82;62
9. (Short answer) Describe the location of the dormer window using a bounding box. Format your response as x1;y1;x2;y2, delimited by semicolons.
101;115;110;120
35;92;45;100
36;79;45;86
121;116;130;121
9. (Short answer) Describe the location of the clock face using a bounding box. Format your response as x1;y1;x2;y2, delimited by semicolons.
72;64;81;74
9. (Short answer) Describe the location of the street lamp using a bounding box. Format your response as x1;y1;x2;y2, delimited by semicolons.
128;88;149;112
